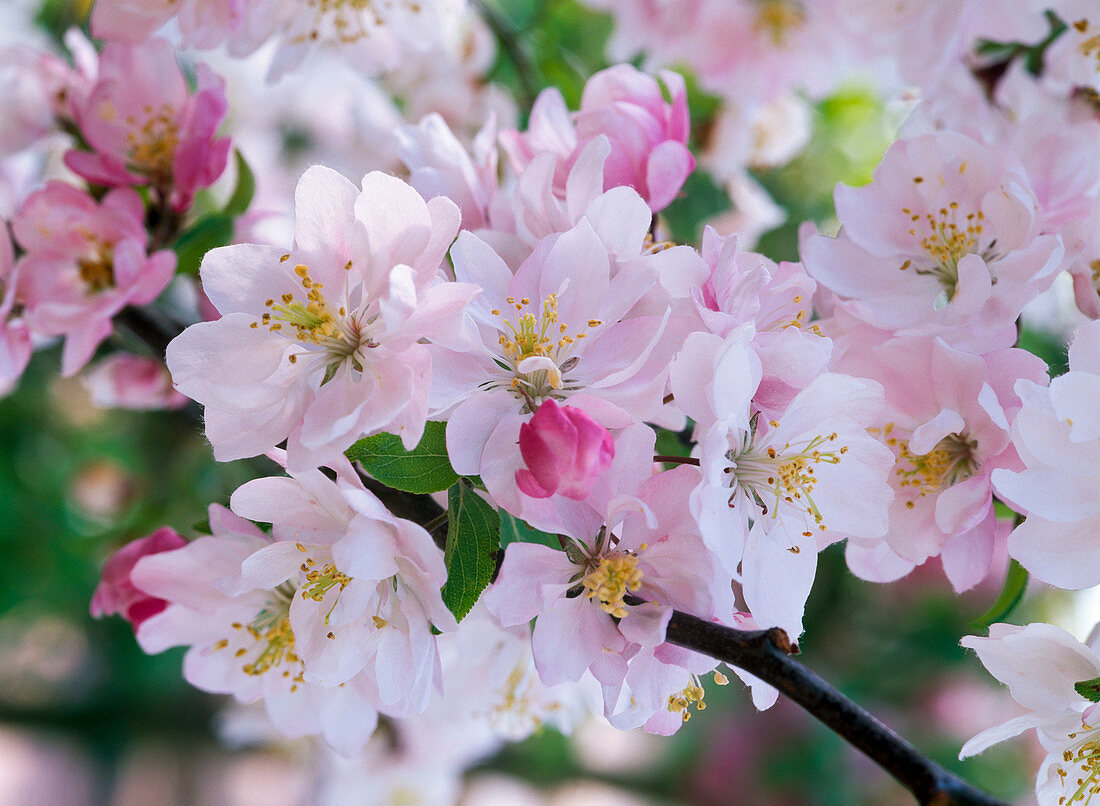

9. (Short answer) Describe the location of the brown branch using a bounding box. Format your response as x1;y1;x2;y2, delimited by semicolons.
663;610;1008;806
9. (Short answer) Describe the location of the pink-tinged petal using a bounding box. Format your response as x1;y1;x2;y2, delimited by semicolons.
445;390;517;476
992;466;1099;523
236;541;303;591
355;172;432;275
90;527;188;627
962;622;1100;712
291;165;363;263
1050;372;1100;443
60;318;113;377
583;185;651;260
959;712;1050;759
940;509;1000;593
1069;320;1100;377
482;542;574;627
741;521;817;639
1008;513;1100;590
200;243;296;316
909;408;967;455
645;140;694;212
845;537;916;584
449;231;515;324
532;596;606;685
934;475;992;537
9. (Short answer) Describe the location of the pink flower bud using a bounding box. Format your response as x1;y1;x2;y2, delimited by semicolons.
515;400;614;500
90;527;187;629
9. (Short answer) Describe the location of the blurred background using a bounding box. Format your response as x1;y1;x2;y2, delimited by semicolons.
1;0;1087;803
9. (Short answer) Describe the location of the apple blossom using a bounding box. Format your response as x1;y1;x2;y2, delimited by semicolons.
166;166;477;469
12;182;176;377
83;354;188;411
961;623;1100;806
65;38;231;212
993;319;1100;589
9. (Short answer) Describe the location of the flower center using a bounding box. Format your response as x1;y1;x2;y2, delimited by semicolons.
582;553;643;618
1057;728;1100;804
125;104;180;185
491;293;598;405
878;424;979;509
752;0;806;45
901;199;992;299
77;248;115;293
725;423;847;533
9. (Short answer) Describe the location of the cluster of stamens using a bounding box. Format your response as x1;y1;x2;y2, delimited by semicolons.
211;583;302;682
491;293;598;404
296;543;353;615
752;0;806;46
77;246;116;293
299;0;423;45
1075;19;1100;71
765;292;823;336
667;672;728;723
725;423;847;533
900;197;988;298
876;423;979;509
582;552;644;618
124;103;181;184
1056;727;1100;805
253;258;368;371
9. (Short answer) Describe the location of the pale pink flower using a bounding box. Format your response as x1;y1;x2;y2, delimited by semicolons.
226;468;456;714
670;328;894;636
166;166;475;470
803;132;1064;352
82;354;188;411
690;226;830;417
132;503;383;755
13;183;176;376
90;527;188;630
960;622;1100;806
484;425;730;725
500;64;693;213
993;319;1100;589
398;112;499;232
65;38;231;211
515;399;614;501
835;337;1047;591
430;211;671;518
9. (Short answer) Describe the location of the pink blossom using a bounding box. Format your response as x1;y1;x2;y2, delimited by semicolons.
993;319;1100;589
90;527;188;629
484;425;732;731
83;354;188;411
960;622;1100;806
500;64;693;213
834;337;1047;591
0;221;31;395
166;166;476;470
13;182;176;376
515;399;614;500
65;38;231;211
803;132;1064;352
429;209;672;519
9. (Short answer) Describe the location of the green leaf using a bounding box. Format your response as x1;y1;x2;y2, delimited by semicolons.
345;421;458;494
970;559;1029;630
171;213;235;275
500;510;560;549
441;480;500;622
223;150;256;217
1076;676;1100;703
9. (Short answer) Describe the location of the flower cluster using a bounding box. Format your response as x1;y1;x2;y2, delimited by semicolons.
48;0;1100;803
